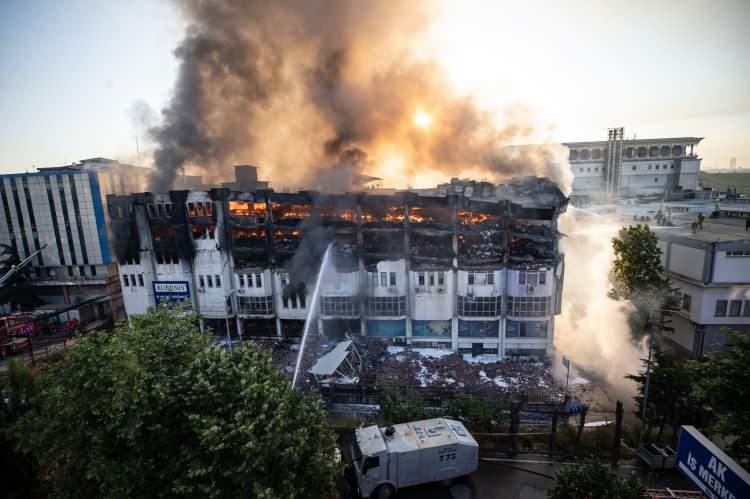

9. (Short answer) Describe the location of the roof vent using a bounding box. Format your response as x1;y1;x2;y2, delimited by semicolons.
384;426;395;437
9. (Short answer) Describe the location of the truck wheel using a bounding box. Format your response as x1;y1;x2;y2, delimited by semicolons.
376;483;395;499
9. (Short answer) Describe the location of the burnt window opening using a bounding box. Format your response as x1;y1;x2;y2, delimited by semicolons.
205;202;213;216
164;203;172;217
316;205;358;224
360;204;405;226
363;231;404;255
206;275;213;288
407;206;451;228
233;228;268;246
192;225;216;240
157;204;165;218
272;228;302;253
196;202;205;217
272;203;311;225
187;202;196;217
457;210;501;227
147;204;156;218
409;233;453;260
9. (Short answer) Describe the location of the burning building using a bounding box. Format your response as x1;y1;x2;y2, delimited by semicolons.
109;176;567;360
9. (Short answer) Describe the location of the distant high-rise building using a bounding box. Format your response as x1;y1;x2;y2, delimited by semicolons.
730;157;737;172
0;158;150;323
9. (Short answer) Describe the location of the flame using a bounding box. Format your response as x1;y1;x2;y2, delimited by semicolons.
229;201;267;216
457;211;499;225
275;204;310;219
235;228;267;238
383;206;406;223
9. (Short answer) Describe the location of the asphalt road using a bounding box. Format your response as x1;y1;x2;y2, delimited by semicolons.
352;456;699;499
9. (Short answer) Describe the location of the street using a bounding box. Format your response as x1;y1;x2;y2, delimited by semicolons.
355;456;699;499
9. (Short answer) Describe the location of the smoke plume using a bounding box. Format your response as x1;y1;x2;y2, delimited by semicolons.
554;209;646;404
150;0;571;193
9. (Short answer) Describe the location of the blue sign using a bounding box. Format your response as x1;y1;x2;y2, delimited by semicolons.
676;426;750;499
153;281;190;306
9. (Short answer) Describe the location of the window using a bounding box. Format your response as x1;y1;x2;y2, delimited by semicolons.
255;273;262;287
458;320;498;338
130;274;136;285
506;320;548;338
632;166;637;170
321;296;358;316
207;275;213;288
519;271;541;286
726;251;750;257
714;300;727;317
587;168;591;172
366;296;406;316
682;293;692;312
205;202;213;216
468;272;493;286
729;300;742;317
199;275;205;288
187;202;196;217
380;272;387;287
238;296;274;315
290;295;298;309
428;273;435;286
282;295;289;308
744;301;750;317
458;296;501;317
507;296;551;317
156;204;164;217
164;203;172;217
389;272;396;286
215;275;221;288
138;274;144;287
239;274;245;287
538;272;546;285
299;294;306;308
518;272;526;285
196;202;205;217
90;265;97;276
648;165;652;170
654;177;658;183
418;272;425;286
438;272;445;286
147;204;156;218
279;273;288;286
123;275;130;287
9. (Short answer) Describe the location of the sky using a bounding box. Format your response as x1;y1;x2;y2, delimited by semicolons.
1;0;748;174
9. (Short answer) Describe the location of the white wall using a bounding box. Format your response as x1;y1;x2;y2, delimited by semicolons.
712;252;750;283
667;243;705;281
411;270;453;320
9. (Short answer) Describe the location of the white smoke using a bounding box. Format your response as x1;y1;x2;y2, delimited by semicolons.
554;209;646;403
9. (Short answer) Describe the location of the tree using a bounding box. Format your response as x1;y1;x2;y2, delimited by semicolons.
0;360;40;498
547;457;647;499
689;331;750;465
625;347;703;444
15;306;339;498
611;225;672;305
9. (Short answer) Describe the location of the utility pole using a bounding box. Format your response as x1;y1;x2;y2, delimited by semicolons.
639;315;655;446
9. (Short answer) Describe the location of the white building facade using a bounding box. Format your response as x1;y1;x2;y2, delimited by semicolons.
0;158;149;322
565;130;702;201
656;209;750;357
110;178;567;360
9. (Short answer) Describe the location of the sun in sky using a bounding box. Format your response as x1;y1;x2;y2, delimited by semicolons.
413;109;433;129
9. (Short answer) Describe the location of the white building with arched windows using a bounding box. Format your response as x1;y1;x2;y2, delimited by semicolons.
565;129;702;202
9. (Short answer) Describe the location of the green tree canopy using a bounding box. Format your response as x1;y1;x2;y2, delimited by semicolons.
547;457;647;499
15;306;338;498
689;331;750;465
611;225;671;304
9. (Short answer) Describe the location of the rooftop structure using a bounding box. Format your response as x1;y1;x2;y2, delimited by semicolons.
108;176;567;360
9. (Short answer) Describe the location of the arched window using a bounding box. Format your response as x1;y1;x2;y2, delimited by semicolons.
660;146;671;157
637;147;647;158
625;147;635;158
672;145;684;156
649;146;659;157
591;149;602;160
569;149;579;161
580;149;591;160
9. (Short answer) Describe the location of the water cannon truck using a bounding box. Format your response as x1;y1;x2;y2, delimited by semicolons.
350;417;479;498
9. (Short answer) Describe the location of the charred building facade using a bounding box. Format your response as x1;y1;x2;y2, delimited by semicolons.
109;177;567;360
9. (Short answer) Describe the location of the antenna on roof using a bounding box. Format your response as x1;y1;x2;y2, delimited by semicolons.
135;135;140;165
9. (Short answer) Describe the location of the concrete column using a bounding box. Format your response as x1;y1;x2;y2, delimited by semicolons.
275;316;282;338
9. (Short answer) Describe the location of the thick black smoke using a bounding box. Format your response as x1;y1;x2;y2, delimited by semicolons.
150;0;570;192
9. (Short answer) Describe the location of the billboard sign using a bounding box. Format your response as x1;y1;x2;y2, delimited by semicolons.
153;281;190;306
676;426;750;499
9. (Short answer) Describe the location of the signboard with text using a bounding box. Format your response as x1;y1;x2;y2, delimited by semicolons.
153;281;190;306
676;426;750;499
